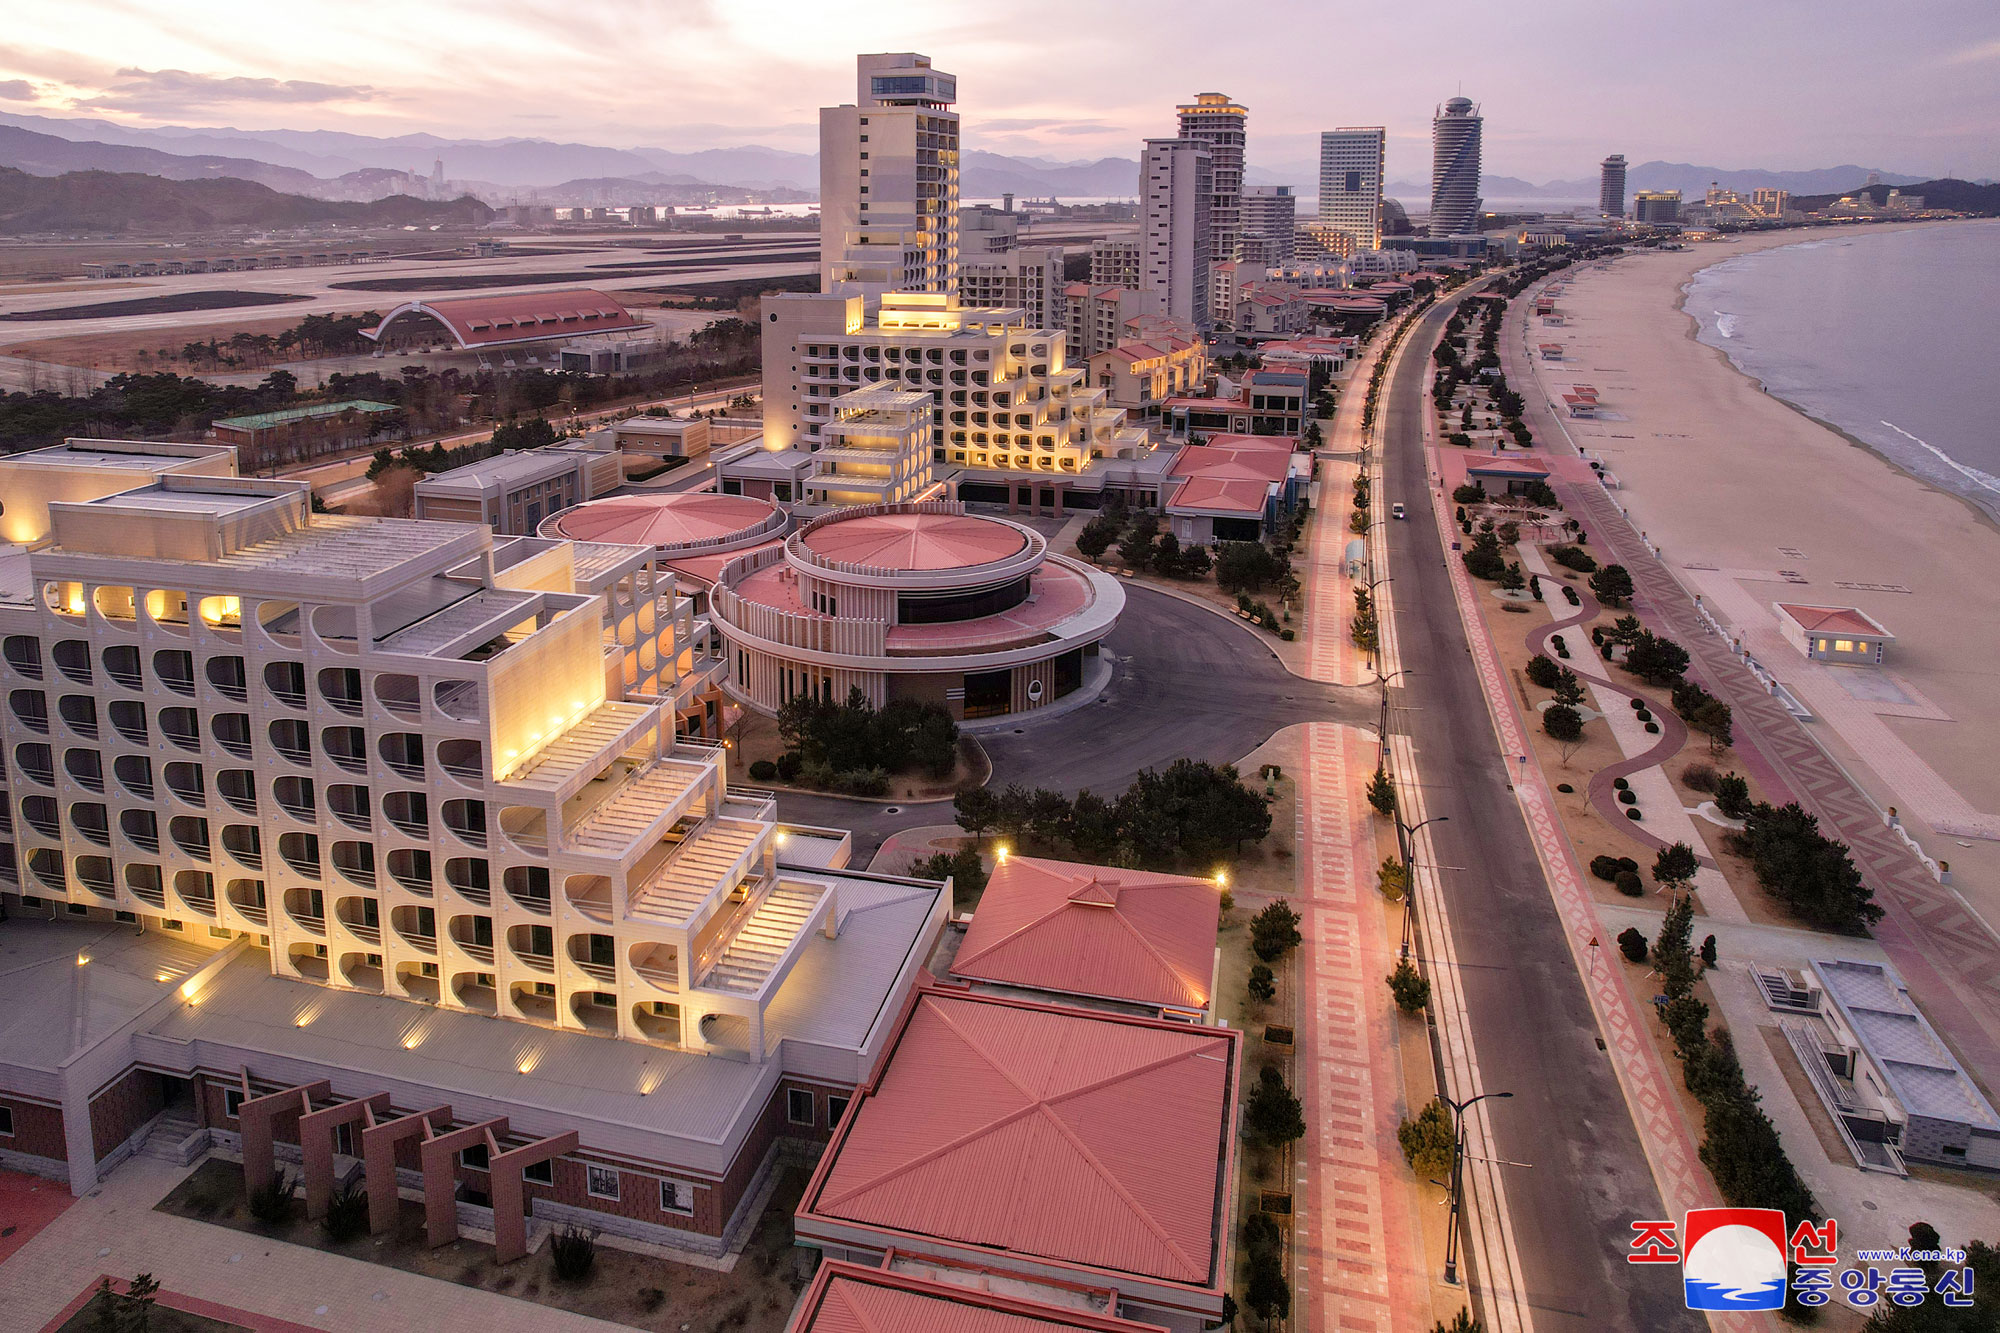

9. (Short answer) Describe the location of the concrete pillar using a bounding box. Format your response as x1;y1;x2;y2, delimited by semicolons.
238;1079;329;1198
420;1119;507;1249
300;1092;390;1220
488;1129;579;1264
361;1105;450;1237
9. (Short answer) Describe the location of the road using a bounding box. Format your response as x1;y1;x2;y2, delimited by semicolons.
1379;294;1702;1332
776;584;1373;862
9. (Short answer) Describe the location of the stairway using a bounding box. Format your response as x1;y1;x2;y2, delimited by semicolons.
141;1112;208;1165
698;885;824;995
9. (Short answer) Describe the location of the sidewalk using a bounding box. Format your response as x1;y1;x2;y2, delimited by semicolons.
0;1155;631;1333
1291;723;1439;1333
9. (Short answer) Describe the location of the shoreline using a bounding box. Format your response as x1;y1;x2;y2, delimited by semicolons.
1669;219;2000;529
1512;227;2000;937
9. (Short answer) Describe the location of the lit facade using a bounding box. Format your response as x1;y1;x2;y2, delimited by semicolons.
1319;127;1386;252
1635;190;1682;224
1176;93;1248;266
1141;138;1214;330
819;54;961;302
1429;98;1483;237
805;385;937;508
1088;237;1143;288
957;245;1064;328
761;291;1149;483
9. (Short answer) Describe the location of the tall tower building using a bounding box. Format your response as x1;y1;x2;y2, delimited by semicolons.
1599;154;1628;219
1240;185;1296;266
819;53;961;302
1175;93;1247;265
1318;127;1386;252
1429;97;1483;237
1140;137;1214;330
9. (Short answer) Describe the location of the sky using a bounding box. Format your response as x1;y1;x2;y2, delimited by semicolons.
2;0;1997;184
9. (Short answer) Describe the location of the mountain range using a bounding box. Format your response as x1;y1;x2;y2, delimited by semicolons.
0;112;1945;207
0;166;492;234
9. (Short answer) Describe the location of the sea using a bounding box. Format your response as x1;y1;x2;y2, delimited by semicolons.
1681;218;2000;519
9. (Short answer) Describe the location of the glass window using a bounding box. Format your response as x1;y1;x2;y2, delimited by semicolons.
524;1159;553;1185
787;1088;815;1126
587;1164;620;1200
828;1095;851;1129
660;1179;693;1214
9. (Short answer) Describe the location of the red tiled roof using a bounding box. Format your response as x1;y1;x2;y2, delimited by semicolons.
1466;454;1551;478
541;493;779;550
952;856;1221;1010
1776;604;1890;637
802;989;1236;1288
1169;443;1291;484
1169;477;1270;514
365;288;647;349
801;512;1027;572
788;1262;1170;1333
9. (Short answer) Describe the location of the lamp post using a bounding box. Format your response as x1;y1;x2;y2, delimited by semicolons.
1443;1090;1513;1286
1396;814;1448;961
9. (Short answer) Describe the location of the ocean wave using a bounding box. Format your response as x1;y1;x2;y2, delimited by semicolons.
1881;420;2000;496
1713;314;1738;339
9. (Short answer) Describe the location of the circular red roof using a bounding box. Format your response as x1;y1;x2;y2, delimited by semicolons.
799;511;1027;572
542;493;779;550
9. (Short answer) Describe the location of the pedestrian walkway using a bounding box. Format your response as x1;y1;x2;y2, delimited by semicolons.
1301;457;1370;688
1419;447;1773;1333
1293;723;1434;1333
0;1155;631;1333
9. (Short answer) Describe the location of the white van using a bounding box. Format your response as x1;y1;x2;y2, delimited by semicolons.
1392;502;1407;520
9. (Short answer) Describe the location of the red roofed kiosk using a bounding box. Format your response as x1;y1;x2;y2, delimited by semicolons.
1774;603;1895;665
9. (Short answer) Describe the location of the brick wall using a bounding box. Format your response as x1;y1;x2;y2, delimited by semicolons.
88;1069;164;1161
0;1093;68;1161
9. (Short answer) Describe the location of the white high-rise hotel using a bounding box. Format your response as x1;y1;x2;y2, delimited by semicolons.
819;53;961;301
1140;137;1214;330
1429;97;1484;238
1319;127;1386;253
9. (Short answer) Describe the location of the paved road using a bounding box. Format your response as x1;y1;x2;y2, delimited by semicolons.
777;584;1372;862
1380;295;1701;1332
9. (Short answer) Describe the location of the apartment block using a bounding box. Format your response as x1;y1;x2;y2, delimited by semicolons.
1140;138;1214;330
1176;93;1247;264
1063;283;1166;361
1240;184;1297;267
1088;237;1143;288
804;385;936;508
819;54;961;301
412;436;623;535
1319;127;1386;252
957;245;1064;329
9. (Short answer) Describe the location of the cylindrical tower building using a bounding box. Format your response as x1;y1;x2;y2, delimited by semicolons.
1429;97;1483;238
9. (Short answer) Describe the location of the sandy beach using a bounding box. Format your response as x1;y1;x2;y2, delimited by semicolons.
1513;223;2000;934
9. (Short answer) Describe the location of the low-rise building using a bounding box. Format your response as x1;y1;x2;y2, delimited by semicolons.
1162;370;1307;439
211;400;403;471
1773;603;1895;665
1063;284;1166;362
412;437;622;535
1161;434;1307;544
1233;283;1309;337
794;983;1240;1332
804;385;937;508
1087;335;1207;420
609;415;712;462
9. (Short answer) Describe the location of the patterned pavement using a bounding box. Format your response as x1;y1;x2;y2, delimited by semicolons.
1293;723;1433;1333
1421;450;1770;1333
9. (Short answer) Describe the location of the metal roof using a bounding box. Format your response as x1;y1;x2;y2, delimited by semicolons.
801;988;1237;1288
1812;959;2000;1129
212;400;398;432
0;918;213;1074
952;857;1219;1010
789;1261;1168;1333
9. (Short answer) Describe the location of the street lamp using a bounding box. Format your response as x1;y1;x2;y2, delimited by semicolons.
1396;814;1448;961
1443;1090;1514;1286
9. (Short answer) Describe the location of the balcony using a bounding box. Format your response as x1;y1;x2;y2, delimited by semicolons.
226;878;268;926
441;798;486;848
52;640;92;686
75;856;115;899
505;925;554;973
159;708;201;752
378;733;425;781
26;849;65;894
565;874;613;925
327;783;371;832
174;871;217;918
382;790;428;839
4;636;43;680
59;696;98;739
438;739;484;785
391;904;438;953
221;825;262;871
218;769;260;817
64;749;104;793
71;802;110;847
387;848;432;895
335;898;381;946
318;667;363;716
108;700;148;745
167;815;211;861
264;660;307;710
629;941;679;991
322;726;367;774
163;761;205;806
127;865;167;910
205;656;248;702
445;857;490;906
373;673;423;721
330;841;375;889
278;832;321;879
283;887;326;934
9;690;48;735
272;775;314;821
152;649;194;695
14;743;53;786
503;866;551;916
121;810;160;855
20;795;59;839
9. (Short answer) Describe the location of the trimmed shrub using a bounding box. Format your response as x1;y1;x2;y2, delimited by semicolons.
775;751;803;781
1614;870;1644;897
1612;776;1629;790
747;759;777;782
1556;782;1574;793
1644;721;1660;734
1715;773;1751;820
1387;959;1431;1014
1682;762;1720;793
1617;927;1649;962
1618;789;1638;805
1525;654;1562;690
1627;809;1643;821
1589;854;1623;882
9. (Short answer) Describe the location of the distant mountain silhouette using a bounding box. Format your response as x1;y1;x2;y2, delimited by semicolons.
0;166;492;234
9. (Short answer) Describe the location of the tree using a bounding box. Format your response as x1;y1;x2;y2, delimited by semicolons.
1617;926;1649;962
1247;964;1276;1003
1623;630;1691;684
1251;900;1303;963
1693;699;1733;751
1653;841;1700;896
1245;1065;1306;1147
1025;788;1072;850
1243;1244;1292;1327
1590;563;1635;607
1075;515;1119;560
1498;561;1527;592
1542;703;1584;760
994;783;1032;843
1525;654;1561;690
1215;541;1285;593
1741;802;1883;931
910;846;989;902
1432;1313;1482;1333
1376;856;1409;901
1398;1098;1455;1179
1118;525;1155;572
1552;666;1586;708
1908;1221;1942;1256
1366;766;1397;816
1715;772;1752;820
1699;935;1718;968
1387;959;1430;1013
1451;481;1487;505
1062;789;1119;862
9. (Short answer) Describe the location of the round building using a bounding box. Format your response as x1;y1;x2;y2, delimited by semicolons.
711;501;1121;720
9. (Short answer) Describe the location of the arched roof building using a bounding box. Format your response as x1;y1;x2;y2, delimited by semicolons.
363;288;649;351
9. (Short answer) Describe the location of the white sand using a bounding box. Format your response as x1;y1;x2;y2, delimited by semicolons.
1513;225;2000;927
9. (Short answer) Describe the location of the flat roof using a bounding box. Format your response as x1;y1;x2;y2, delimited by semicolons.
0;918;216;1074
213;400;398;431
799;987;1237;1290
543;493;782;551
1812;959;1999;1129
951;856;1220;1011
801;511;1027;572
43;510;479;588
2;439;234;470
788;1262;1168;1333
